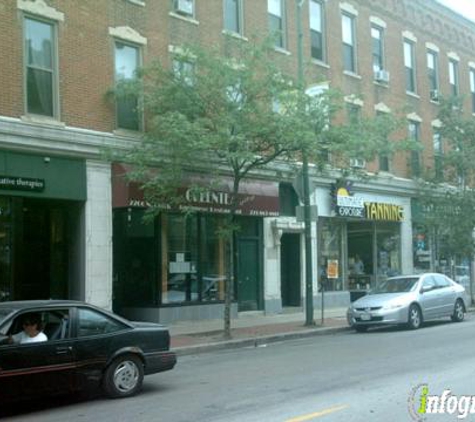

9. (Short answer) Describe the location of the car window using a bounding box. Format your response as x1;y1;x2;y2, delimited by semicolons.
77;308;127;337
433;274;451;288
422;276;437;290
42;309;70;340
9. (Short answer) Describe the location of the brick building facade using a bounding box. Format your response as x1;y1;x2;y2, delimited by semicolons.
0;0;473;321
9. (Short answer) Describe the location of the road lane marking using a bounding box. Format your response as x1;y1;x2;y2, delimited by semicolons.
285;405;349;422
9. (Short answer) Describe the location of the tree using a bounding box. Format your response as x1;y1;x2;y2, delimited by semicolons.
415;96;475;277
111;37;411;338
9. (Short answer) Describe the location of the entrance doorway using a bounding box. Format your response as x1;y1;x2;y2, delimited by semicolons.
0;197;80;301
280;233;301;307
237;238;260;311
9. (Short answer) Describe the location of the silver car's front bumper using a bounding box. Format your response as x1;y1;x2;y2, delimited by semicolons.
347;305;410;327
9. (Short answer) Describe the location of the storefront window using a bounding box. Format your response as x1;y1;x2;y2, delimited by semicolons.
413;224;432;273
376;223;401;281
319;218;344;291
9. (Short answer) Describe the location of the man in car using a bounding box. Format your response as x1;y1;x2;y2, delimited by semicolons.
8;313;48;344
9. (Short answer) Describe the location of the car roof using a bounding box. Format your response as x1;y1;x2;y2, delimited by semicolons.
0;300;92;311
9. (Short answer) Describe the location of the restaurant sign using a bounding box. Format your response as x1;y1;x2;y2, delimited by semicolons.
331;180;404;222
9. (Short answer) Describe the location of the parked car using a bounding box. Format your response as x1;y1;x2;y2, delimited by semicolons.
0;300;176;402
347;273;468;332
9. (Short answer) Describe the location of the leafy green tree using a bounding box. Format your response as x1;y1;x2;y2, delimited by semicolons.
111;38;412;338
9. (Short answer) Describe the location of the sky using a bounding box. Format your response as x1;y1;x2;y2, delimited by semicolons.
437;0;475;22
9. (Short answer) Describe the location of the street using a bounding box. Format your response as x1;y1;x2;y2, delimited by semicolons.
2;315;475;422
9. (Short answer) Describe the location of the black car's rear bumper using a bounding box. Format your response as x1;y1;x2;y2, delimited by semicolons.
143;351;177;375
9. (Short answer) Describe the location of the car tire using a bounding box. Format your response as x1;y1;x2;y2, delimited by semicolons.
407;304;422;330
354;325;368;333
103;354;144;399
451;299;465;323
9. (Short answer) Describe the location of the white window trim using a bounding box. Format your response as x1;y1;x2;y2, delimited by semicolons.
447;51;460;62
17;0;64;21
339;2;358;16
407;112;422;123
374;102;391;113
169;11;199;25
344;95;364;107
402;30;417;43
127;0;145;6
469;61;475;70
109;26;147;45
425;42;439;52
370;16;386;28
223;0;244;36
22;15;61;122
431;119;442;128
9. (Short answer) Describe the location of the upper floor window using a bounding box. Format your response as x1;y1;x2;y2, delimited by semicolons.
448;59;459;97
173;0;194;18
224;0;243;35
173;58;195;86
268;0;286;49
24;17;57;118
427;50;439;101
404;40;416;93
470;68;475;113
342;13;356;73
409;121;421;177
114;41;141;131
433;131;443;181
309;0;325;62
371;25;384;72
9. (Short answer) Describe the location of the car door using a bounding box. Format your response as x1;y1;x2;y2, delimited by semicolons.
434;274;457;316
71;306;131;391
0;308;75;402
418;275;440;320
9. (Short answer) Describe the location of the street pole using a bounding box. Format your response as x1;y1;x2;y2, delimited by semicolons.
296;0;315;326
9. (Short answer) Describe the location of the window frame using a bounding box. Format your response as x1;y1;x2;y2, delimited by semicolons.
470;68;475;114
309;0;325;62
342;12;357;73
114;40;142;131
408;120;421;176
404;39;416;93
433;131;443;181
223;0;243;35
427;49;439;100
23;15;59;119
172;0;195;18
448;59;459;97
371;24;384;72
268;0;287;50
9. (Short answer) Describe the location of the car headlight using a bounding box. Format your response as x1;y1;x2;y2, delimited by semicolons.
383;302;405;310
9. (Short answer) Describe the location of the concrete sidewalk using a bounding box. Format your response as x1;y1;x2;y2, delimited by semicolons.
169;307;350;356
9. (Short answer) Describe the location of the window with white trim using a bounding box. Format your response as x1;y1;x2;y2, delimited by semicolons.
371;25;384;72
470;68;475;113
427;50;439;100
404;40;416;93
24;17;57;117
268;0;286;49
224;0;242;35
309;0;325;62
173;58;194;86
173;0;194;18
448;59;459;97
433;131;443;181
114;41;141;131
342;13;356;73
409;121;421;177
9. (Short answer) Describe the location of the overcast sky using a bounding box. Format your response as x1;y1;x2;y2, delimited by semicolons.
436;0;475;22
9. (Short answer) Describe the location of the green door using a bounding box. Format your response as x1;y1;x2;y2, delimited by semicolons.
280;233;301;307
237;239;260;311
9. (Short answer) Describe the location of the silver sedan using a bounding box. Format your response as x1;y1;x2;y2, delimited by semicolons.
347;273;468;332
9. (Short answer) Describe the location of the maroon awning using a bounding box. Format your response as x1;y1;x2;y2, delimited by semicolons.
112;163;280;217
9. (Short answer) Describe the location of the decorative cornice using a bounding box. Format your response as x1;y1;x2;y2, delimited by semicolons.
17;0;64;21
108;26;147;45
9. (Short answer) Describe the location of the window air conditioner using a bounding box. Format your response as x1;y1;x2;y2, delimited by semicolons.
430;89;439;102
374;69;390;83
175;0;193;15
350;158;366;169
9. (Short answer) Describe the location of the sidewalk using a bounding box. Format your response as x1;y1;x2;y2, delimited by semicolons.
170;307;350;356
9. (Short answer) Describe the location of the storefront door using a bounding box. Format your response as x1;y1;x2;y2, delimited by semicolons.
280;233;301;307
237;238;260;311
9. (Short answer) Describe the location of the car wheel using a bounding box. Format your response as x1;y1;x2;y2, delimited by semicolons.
451;299;465;322
408;304;422;330
354;325;368;333
103;354;144;399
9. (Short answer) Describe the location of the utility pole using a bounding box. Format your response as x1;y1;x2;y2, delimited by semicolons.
296;0;315;326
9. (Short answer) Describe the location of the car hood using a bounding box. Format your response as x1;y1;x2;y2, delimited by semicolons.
352;292;413;308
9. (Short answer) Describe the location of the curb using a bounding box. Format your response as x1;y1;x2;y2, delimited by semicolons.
172;325;350;356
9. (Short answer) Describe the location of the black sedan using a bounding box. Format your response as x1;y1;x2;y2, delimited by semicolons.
0;300;176;401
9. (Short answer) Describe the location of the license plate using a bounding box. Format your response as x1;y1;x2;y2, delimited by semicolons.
361;313;371;321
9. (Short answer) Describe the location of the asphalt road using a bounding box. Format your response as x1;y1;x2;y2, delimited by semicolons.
3;315;475;422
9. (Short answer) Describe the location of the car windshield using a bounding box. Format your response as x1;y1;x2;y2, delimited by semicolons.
371;277;419;294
